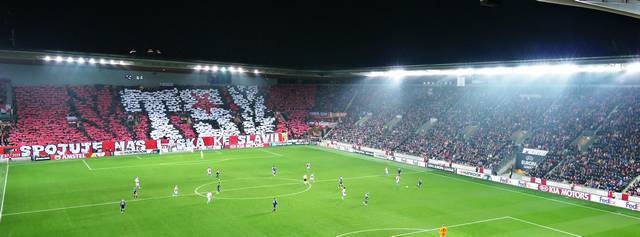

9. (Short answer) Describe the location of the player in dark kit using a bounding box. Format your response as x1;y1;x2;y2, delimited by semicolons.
397;168;402;176
217;181;221;193
120;199;126;214
417;178;423;189
272;198;278;212
363;192;369;206
216;169;221;179
133;186;139;199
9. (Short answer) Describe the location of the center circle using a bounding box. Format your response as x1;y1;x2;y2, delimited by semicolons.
193;177;311;200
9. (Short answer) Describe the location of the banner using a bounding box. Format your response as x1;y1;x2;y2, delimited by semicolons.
516;148;549;170
427;163;456;173
538;185;591;200
456;169;483;178
10;132;288;158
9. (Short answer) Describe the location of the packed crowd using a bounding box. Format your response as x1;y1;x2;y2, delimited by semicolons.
329;85;640;193
4;83;640;195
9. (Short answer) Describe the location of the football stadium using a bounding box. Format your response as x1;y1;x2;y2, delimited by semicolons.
1;1;640;237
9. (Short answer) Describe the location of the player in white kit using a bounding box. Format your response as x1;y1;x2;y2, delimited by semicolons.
173;185;179;197
207;167;212;176
395;175;401;186
135;177;141;189
207;191;213;204
385;167;389;176
310;173;315;183
341;186;347;200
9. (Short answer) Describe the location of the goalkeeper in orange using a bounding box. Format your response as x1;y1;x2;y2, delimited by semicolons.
439;224;447;237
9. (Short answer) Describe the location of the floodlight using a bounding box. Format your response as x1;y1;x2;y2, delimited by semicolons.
221;67;228;72
43;56;51;61
109;60;117;65
253;69;260;74
100;59;107;64
229;67;237;72
238;67;245;73
194;65;202;71
55;56;63;62
203;66;210;71
89;58;96;64
76;58;86;64
66;57;74;63
119;60;125;65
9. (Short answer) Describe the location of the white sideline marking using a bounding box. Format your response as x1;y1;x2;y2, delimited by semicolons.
90;155;274;171
314;172;420;184
3;172;386;217
314;146;640;222
0;160;9;223
336;216;510;237
136;156;143;160
259;149;283;157
3;193;198;217
426;171;640;221
81;159;93;171
508;216;582;237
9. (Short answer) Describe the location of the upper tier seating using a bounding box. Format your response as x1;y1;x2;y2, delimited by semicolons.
10;87;89;146
120;86;275;140
267;85;315;138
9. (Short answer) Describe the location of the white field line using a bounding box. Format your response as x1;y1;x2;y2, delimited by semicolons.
90;155;275;171
193;182;303;197
507;216;582;237
3;172;386;217
259;149;284;157
336;216;510;237
0;160;9;223
426;171;640;221
314;146;640;222
136;156;143;160
81;159;93;171
314;171;420;184
3;193;198;217
307;146;433;173
390;216;511;237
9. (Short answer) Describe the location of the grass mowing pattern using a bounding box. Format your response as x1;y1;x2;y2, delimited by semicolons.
0;146;639;236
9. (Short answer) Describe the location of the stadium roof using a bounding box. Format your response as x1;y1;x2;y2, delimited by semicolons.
539;0;640;19
3;2;640;70
0;50;638;81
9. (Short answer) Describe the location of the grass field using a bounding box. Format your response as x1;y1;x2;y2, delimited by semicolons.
0;145;639;236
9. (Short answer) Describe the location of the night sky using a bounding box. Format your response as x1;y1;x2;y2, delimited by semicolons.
1;1;639;69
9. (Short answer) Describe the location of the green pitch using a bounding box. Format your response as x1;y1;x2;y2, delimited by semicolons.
0;146;639;236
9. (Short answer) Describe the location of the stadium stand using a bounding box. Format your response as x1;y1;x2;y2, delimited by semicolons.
267;85;315;138
10;86;89;146
5;84;640;194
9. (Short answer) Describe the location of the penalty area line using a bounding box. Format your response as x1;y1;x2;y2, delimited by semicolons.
390;216;511;237
507;216;582;237
81;159;93;171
